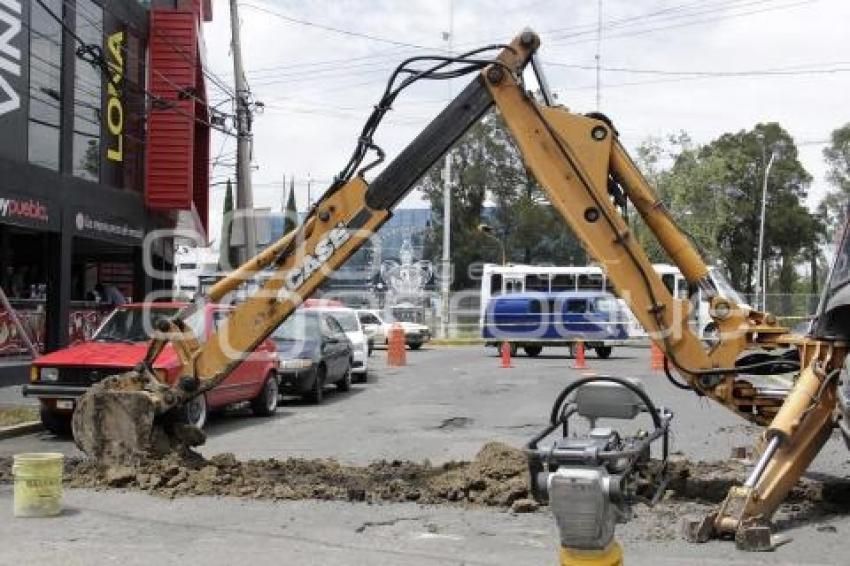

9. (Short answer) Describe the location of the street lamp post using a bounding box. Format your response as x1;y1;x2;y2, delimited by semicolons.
479;224;506;266
754;151;777;311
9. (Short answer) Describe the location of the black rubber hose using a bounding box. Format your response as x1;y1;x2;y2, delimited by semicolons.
548;376;663;430
663;356;692;390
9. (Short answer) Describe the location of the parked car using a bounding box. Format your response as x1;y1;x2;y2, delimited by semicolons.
482;291;629;358
23;302;280;435
304;305;369;381
358;309;432;350
273;310;353;403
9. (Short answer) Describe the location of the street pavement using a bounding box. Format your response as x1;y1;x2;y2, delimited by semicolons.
1;345;849;565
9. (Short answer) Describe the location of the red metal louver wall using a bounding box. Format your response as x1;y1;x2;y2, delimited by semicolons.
145;8;210;234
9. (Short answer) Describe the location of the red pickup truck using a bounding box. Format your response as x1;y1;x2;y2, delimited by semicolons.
23;302;280;435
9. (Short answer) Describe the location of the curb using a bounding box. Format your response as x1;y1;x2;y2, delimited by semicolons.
0;421;42;440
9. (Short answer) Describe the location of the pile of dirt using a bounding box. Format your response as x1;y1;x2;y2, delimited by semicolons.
0;441;534;510
3;445;849;517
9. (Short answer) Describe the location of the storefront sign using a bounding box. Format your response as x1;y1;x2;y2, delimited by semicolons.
0;193;54;229
0;0;22;117
74;210;143;242
0;0;27;162
106;31;124;162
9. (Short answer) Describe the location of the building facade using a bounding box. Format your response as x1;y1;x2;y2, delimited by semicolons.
0;0;212;363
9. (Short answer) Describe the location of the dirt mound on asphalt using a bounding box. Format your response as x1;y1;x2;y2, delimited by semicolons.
0;441;532;508
3;446;849;514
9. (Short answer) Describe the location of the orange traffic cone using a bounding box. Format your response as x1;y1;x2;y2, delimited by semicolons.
572;340;587;369
650;342;664;371
387;324;407;367
500;341;514;368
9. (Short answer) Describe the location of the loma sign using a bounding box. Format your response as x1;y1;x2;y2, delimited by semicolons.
0;0;22;118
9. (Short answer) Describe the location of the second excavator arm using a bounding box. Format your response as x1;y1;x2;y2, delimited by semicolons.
72;29;843;550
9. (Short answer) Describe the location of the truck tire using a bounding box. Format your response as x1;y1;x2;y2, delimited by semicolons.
409;343;423;350
595;346;613;359
251;373;279;416
40;406;71;437
524;345;543;357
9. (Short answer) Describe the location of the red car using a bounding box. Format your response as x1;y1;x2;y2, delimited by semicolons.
23;302;280;435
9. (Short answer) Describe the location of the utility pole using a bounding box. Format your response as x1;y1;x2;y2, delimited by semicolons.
440;0;454;339
754;150;777;311
595;0;603;110
229;0;256;262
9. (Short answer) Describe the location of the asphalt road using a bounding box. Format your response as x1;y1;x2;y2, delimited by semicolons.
1;345;849;565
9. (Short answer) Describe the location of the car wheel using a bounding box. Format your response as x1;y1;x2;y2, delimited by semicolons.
251;373;279;416
524;345;543;357
337;365;352;392
595;346;613;359
306;365;325;404
182;393;208;429
40;405;71;437
408;343;423;351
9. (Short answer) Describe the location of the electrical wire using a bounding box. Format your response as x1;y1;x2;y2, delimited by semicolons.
33;0;238;138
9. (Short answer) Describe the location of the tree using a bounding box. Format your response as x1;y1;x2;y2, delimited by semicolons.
821;123;850;242
632;123;822;309
418;111;585;290
283;177;298;235
219;179;239;271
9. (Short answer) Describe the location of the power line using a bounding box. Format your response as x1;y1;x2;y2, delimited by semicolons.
548;0;820;47
547;60;850;78
36;0;239;137
239;2;436;51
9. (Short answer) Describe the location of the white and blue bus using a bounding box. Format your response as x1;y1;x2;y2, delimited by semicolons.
479;263;747;340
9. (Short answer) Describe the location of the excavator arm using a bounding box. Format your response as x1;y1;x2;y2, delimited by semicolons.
72;29;843;550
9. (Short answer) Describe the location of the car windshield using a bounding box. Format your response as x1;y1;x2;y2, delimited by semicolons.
93;307;203;343
392;309;423;323
329;310;360;332
273;313;319;341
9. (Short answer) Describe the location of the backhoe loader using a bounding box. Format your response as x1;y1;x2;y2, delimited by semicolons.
71;29;850;553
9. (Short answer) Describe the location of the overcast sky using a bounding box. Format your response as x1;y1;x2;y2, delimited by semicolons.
199;0;850;244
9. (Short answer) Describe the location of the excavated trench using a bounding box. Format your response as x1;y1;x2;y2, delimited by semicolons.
2;442;850;519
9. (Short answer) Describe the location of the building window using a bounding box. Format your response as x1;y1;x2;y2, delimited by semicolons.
72;0;103;181
28;0;63;171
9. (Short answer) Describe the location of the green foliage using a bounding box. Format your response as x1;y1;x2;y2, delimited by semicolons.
633;123;823;301
283;178;299;235
418;111;585;290
219;179;239;271
821;123;850;241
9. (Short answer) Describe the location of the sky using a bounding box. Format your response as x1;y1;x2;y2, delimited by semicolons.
198;0;850;245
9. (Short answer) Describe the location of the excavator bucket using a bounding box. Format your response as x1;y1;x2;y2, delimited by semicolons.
71;374;159;465
72;370;206;466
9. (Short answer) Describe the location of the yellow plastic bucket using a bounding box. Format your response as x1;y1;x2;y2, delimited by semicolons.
12;453;64;518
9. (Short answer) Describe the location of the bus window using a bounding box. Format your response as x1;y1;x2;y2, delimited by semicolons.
526;274;549;292
505;278;524;293
490;274;502;296
578;273;603;290
566;299;588;313
675;276;689;299
604;277;616;293
661;274;676;296
551;274;576;291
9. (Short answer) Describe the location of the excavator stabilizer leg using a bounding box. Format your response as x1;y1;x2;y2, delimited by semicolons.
683;358;838;550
